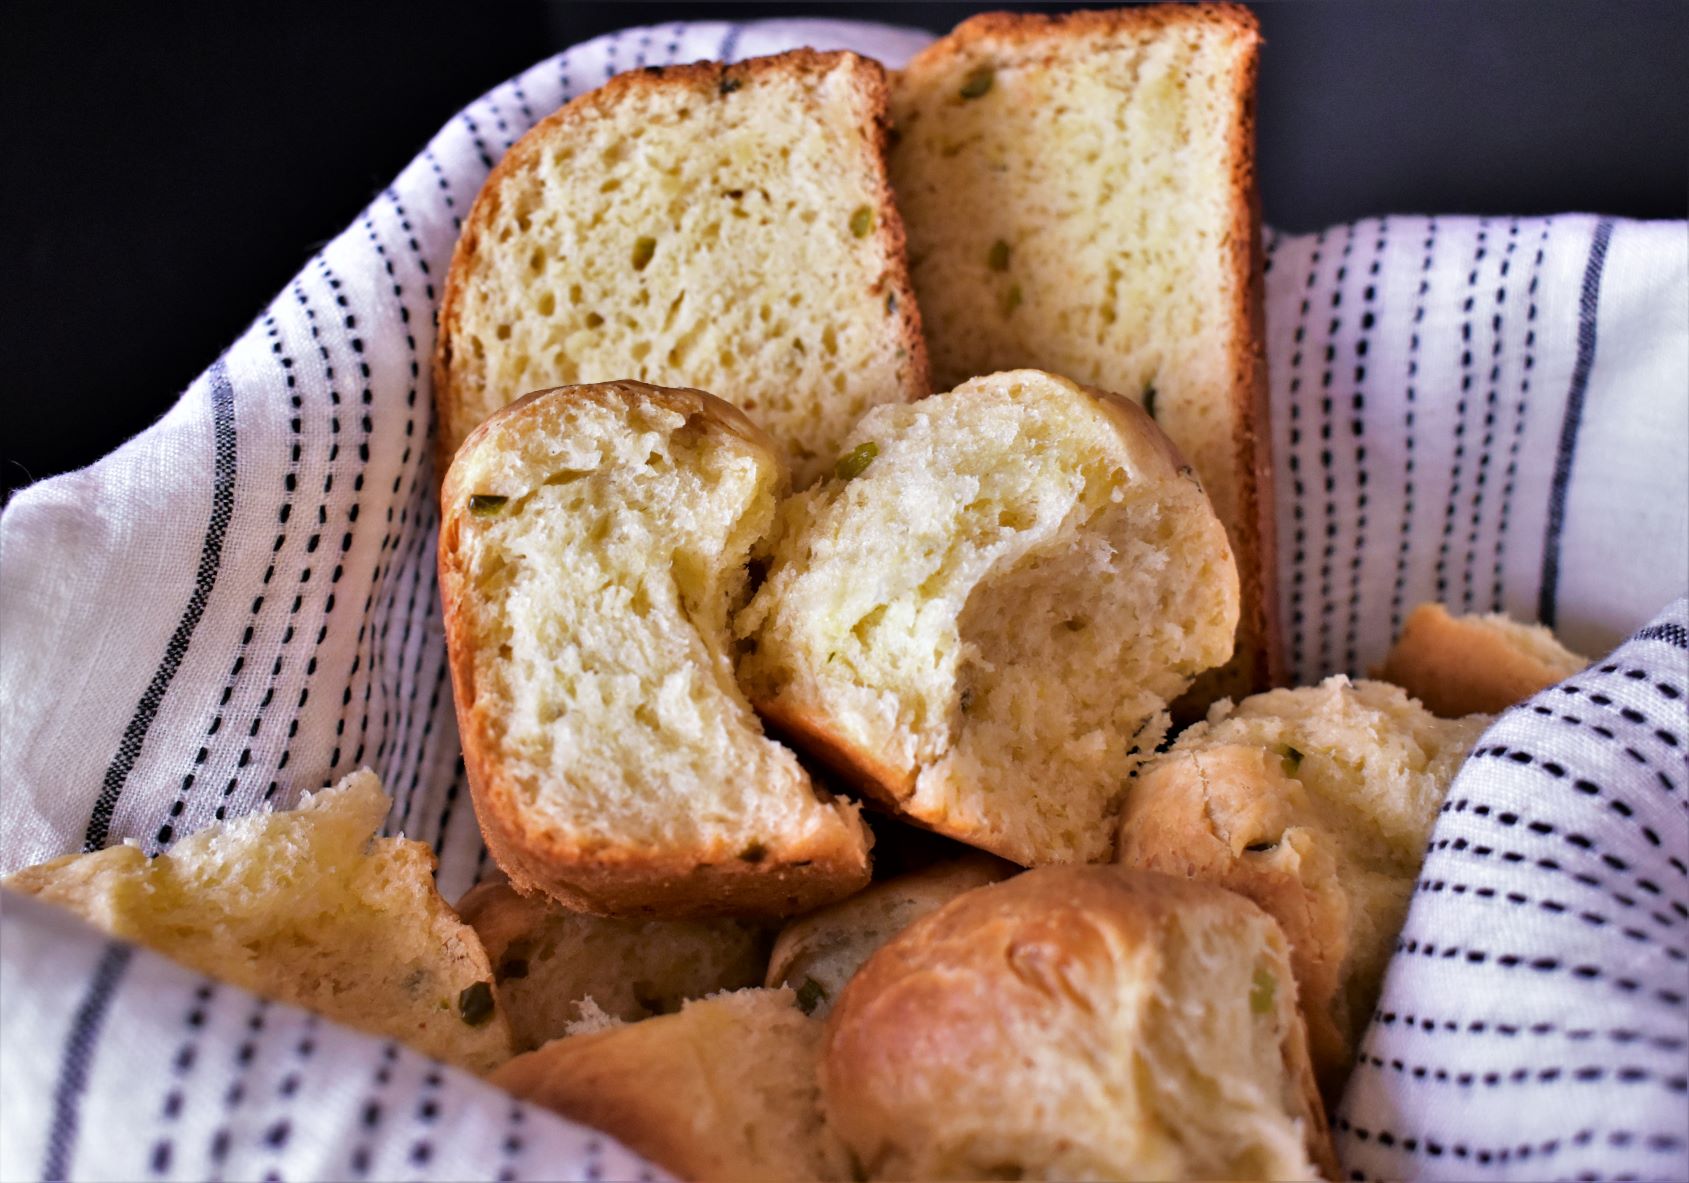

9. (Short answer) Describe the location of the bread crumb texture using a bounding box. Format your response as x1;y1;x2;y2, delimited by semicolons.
492;987;852;1183
440;383;870;916
738;370;1239;866
439;51;926;485
1118;676;1488;1096
459;879;770;1051
820;867;1336;1180
3;770;514;1074
891;6;1271;699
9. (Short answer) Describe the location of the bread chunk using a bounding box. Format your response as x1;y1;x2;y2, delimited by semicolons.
436;50;927;485
4;771;514;1075
766;854;1014;1016
1377;601;1588;717
820;867;1337;1181
737;369;1239;866
458;879;769;1051
890;5;1276;704
439;381;872;917
491;987;851;1183
1116;676;1487;1097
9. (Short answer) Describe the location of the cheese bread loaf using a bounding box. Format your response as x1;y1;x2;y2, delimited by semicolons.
1116;676;1488;1096
766;853;1015;1017
820;867;1337;1181
1377;601;1588;717
4;771;514;1074
436;49;927;484
458;879;769;1052
439;381;872;918
736;369;1240;866
890;5;1275;704
491;987;851;1183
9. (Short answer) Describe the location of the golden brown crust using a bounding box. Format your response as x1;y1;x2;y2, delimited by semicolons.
902;4;1277;705
821;866;1337;1180
440;381;872;918
1117;744;1354;1100
489;989;840;1183
766;853;1016;1005
1376;602;1587;717
434;48;930;482
752;693;917;812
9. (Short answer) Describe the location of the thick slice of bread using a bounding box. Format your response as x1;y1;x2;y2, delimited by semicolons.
890;5;1275;705
4;771;514;1074
436;49;928;485
766;853;1014;1016
737;369;1240;866
1116;676;1488;1098
491;987;851;1183
458;879;769;1052
820;867;1338;1181
1377;601;1588;717
439;381;872;918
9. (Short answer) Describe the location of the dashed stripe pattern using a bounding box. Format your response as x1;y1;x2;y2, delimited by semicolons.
3;20;1685;1183
1337;604;1689;1180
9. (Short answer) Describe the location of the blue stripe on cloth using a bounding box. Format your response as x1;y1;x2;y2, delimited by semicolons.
84;357;238;852
1539;216;1616;627
41;943;134;1180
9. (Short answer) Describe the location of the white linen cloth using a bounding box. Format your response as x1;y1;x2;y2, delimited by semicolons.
1;17;1684;1182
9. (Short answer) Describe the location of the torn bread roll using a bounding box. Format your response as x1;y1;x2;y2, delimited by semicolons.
439;381;872;918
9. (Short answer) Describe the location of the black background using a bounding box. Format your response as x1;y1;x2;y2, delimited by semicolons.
2;1;1685;500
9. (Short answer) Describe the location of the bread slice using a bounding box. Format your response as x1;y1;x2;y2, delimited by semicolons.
439;381;872;918
1116;676;1488;1098
736;369;1240;866
490;987;851;1183
3;771;514;1074
890;5;1275;705
458;879;769;1052
766;853;1014;1017
436;49;928;485
820;867;1338;1181
1377;601;1588;717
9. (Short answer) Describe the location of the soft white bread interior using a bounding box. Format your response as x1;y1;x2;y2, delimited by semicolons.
1116;676;1488;1097
436;49;927;484
1377;601;1588;718
439;381;872;918
889;5;1275;704
491;987;851;1183
766;853;1015;1016
458;879;769;1052
820;866;1337;1181
4;771;514;1075
737;369;1239;866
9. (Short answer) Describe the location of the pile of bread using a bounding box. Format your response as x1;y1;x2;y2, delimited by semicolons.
7;7;1595;1180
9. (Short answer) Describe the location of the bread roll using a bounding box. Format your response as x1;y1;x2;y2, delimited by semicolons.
890;5;1276;705
439;381;872;918
737;369;1239;866
766;854;1014;1016
458;879;769;1051
820;866;1337;1181
4;771;513;1074
1117;675;1488;1096
1377;601;1588;717
436;49;927;485
491;988;850;1183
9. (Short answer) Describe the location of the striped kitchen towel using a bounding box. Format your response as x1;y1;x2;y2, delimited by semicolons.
1;16;1685;1182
